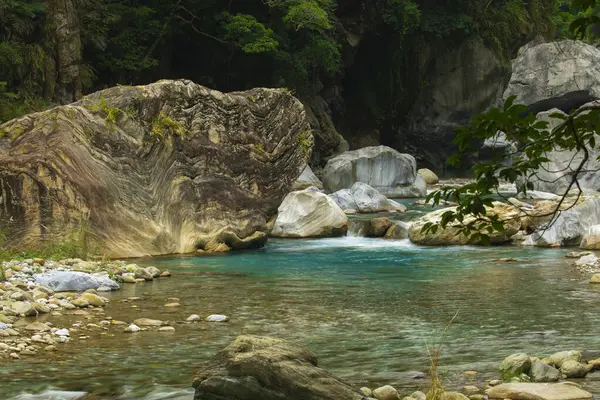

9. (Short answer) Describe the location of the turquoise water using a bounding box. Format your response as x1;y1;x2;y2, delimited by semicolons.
4;234;600;398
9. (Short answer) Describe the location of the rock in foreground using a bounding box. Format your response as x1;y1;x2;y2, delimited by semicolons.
34;271;119;292
270;188;348;238
322;146;426;197
192;335;362;400
0;80;310;257
486;383;592;400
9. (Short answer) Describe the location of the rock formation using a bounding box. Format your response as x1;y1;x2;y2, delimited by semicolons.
270;188;348;238
192;335;363;400
329;182;406;213
0;80;311;257
322;146;426;197
503;40;600;114
409;202;521;245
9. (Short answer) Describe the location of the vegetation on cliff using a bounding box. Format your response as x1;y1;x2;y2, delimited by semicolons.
0;0;573;130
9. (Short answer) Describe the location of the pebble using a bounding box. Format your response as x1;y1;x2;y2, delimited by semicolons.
44;345;57;352
124;324;141;333
488;379;501;386
206;314;229;322
25;322;50;332
158;326;175;332
186;314;201;322
9;352;20;359
54;328;70;337
133;318;163;327
164;303;180;307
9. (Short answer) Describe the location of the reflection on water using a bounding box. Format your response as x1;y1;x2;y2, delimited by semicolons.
4;237;600;398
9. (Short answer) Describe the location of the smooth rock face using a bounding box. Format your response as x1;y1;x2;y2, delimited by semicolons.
530;361;561;382
270;188;348;238
322;146;426;197
579;225;600;249
486;383;593;400
503;40;600;113
549;351;582;368
409;202;520;245
400;39;504;166
192;335;362;400
559;360;590;378
418;168;439;185
293;165;323;190
330;182;407;213
518;108;600;194
524;198;600;247
0;80;310;257
34;271;119;292
373;385;398;400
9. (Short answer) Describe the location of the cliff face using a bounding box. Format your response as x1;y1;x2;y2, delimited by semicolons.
0;80;311;257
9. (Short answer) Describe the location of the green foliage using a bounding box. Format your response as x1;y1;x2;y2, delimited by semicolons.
222;13;278;53
151;111;185;139
0;220;93;261
298;129;312;156
283;0;332;32
424;96;600;240
86;97;122;126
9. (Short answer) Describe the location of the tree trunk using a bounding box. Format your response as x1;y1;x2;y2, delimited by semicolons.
48;0;82;104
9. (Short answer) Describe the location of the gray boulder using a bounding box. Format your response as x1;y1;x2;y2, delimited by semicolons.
530;360;561;382
34;271;119;292
503;40;600;114
270;188;348;238
520;107;600;195
330;182;407;213
524;198;600;247
293;165;324;190
192;335;363;400
322;146;426;198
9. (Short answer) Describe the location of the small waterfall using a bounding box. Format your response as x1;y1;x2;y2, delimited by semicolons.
347;219;371;237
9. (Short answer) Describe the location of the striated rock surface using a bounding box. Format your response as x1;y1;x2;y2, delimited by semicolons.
270;188;348;238
192;335;362;400
503;40;600;114
0;80;311;257
409;202;520;245
322;146;426;197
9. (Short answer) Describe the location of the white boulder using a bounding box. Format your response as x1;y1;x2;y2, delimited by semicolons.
270;188;348;238
322;146;426;197
329;182;407;213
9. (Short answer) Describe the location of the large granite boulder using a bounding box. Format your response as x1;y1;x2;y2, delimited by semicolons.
293;165;323;190
524;198;600;247
503;40;600;114
34;271;119;292
486;383;592;400
322;146;426;197
517;107;600;194
409;202;520;245
270;188;348;238
329;182;407;213
0;80;311;257
192;335;363;400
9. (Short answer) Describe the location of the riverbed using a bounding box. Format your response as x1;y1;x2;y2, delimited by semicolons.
4;209;600;398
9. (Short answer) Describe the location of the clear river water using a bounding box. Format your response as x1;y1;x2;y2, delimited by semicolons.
4;203;600;399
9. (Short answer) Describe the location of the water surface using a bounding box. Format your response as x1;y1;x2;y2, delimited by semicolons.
4;235;600;398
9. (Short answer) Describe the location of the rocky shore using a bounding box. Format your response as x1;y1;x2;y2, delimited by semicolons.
0;258;179;360
192;335;598;400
